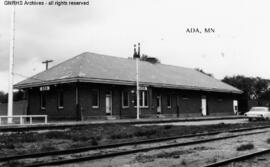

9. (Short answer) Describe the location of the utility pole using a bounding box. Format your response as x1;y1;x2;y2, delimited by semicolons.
8;5;15;123
135;43;141;120
42;60;53;70
136;54;140;120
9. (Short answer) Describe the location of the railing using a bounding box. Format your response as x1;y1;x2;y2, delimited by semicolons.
0;115;48;125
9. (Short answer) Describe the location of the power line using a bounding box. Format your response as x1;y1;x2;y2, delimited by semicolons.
13;72;46;82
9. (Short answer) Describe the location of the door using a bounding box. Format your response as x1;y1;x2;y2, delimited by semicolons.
157;96;161;113
105;92;112;115
201;96;207;116
233;100;238;115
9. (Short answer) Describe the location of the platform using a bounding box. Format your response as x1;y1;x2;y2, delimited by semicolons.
0;115;247;132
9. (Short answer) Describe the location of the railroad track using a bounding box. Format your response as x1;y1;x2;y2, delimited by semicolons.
1;125;270;167
203;148;270;167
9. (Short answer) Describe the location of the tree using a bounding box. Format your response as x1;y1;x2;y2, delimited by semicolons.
195;68;213;77
222;76;270;101
0;91;8;103
222;75;256;100
254;77;270;100
0;90;25;103
13;90;24;101
0;91;6;103
140;54;161;64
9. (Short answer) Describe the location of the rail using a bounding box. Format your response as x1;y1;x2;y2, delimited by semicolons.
0;115;48;125
0;127;268;166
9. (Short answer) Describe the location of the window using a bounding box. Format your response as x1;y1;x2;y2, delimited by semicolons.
167;95;171;108
135;91;148;107
92;89;99;108
58;91;64;109
122;91;129;108
41;92;46;109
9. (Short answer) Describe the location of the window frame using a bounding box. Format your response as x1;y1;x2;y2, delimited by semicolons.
40;92;46;110
122;91;129;108
135;91;148;108
58;91;64;109
92;89;100;108
167;95;172;108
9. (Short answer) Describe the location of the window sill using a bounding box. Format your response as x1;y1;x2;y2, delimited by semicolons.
92;106;99;109
41;107;46;110
122;106;129;109
58;107;64;109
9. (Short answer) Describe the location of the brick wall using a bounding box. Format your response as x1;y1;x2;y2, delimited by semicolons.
26;83;238;120
28;84;77;120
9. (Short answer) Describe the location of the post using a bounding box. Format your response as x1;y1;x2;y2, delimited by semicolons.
136;58;140;120
20;116;23;125
8;6;15;124
45;115;47;124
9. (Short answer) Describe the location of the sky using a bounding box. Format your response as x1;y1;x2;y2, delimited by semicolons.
0;0;270;92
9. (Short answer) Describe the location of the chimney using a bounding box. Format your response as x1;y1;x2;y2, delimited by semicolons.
133;44;138;59
137;43;141;58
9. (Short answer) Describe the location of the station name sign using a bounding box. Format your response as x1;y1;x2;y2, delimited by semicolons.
40;86;50;91
139;86;147;91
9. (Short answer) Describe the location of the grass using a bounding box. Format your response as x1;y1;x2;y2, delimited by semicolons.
40;144;57;152
236;143;254;151
3;160;25;167
0;143;15;149
1;121;270;157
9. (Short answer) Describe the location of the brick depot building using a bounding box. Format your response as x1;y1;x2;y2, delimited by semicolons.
14;52;242;120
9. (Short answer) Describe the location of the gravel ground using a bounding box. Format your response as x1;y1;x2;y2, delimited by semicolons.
54;128;270;167
221;153;270;167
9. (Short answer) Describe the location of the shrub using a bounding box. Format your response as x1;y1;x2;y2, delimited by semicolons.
181;159;187;165
91;139;98;146
237;143;254;151
134;129;157;137
45;131;69;139
5;143;15;149
110;133;133;139
40;144;57;152
71;135;89;142
164;125;173;129
266;138;270;144
20;133;38;143
4;160;25;167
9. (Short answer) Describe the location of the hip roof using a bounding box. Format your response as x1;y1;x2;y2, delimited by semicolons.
14;52;242;94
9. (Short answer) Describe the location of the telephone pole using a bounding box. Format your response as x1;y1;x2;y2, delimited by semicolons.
42;60;53;70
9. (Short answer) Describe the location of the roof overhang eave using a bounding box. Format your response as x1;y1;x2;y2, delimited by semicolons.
14;77;243;94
